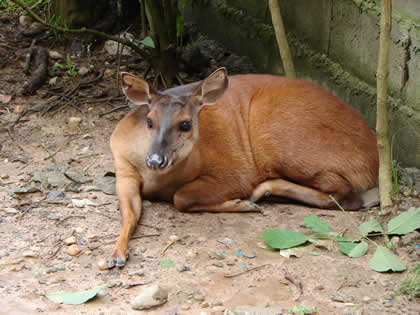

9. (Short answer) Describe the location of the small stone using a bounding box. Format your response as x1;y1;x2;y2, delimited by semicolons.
208;252;225;260
67;244;81;256
198;236;207;242
212;305;225;312
1;175;9;180
243;252;256;259
64;236;77;245
14;105;25;114
329;290;346;302
181;304;190;310
390;236;400;247
4;208;18;215
193;293;205;301
49;51;64;59
131;284;168;310
49;77;58;86
22;250;38;258
201;302;210;308
142;200;152;207
362;296;371;302
19;15;33;26
78;66;89;76
104;69;115;78
53;264;65;271
97;259;108;271
68;117;82;130
226;260;235;266
169;234;179;242
212;262;224;268
0;250;9;257
177;265;190;272
384;295;394;300
46;190;65;201
47;213;59;220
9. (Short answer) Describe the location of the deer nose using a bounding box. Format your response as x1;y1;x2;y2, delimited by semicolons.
146;153;168;169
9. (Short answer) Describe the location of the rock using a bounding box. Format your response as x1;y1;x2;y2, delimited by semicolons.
169;234;179;242
177;265;190;272
53;264;65;271
71;199;96;208
22;250;38;258
49;51;64;59
64;235;77;246
208;252;226;260
19;15;33;26
4;208;18;215
49;77;58;86
361;187;380;208
131;284;168;310
68;117;82;130
212;305;225;312
67;244;81;256
212;262;224;268
97;259;108;271
78;66;89;76
46;190;65;201
14;105;25;114
47;213;59;220
329;290;346;302
104;40;133;56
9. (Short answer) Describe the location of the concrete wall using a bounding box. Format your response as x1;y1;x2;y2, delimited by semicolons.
189;0;420;167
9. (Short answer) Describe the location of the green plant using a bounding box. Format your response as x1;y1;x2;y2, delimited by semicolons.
288;304;315;315
1;0;50;16
261;209;420;273
66;54;77;78
48;14;67;41
398;264;420;298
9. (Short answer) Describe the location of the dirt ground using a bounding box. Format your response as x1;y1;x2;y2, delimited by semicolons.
0;14;419;315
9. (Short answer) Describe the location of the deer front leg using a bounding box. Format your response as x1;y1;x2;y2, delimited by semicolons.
107;170;142;269
174;177;260;212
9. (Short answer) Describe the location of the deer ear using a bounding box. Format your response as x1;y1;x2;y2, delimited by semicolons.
198;67;228;106
121;72;157;106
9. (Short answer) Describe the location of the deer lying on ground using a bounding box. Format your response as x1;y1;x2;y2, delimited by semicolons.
106;68;378;268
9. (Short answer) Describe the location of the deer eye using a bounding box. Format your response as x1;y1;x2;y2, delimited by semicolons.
146;118;153;129
179;121;192;132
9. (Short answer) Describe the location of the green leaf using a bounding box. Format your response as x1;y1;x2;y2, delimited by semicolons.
348;241;368;258
160;258;175;268
368;246;406;272
359;217;384;237
261;229;310;249
46;284;106;305
387;208;420;235
140;36;155;48
304;215;329;233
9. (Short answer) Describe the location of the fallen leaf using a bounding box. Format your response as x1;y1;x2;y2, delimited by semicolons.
368;246;406;272
46;284;107;305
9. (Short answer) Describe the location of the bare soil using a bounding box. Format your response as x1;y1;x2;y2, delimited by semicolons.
0;14;419;315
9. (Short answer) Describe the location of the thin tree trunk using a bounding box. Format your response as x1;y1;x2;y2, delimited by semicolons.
268;0;296;78
376;0;393;208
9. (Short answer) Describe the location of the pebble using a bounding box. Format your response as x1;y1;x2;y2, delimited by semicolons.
97;259;108;271
201;302;210;308
208;252;225;260
212;262;224;268
67;244;81;256
0;250;9;257
53;264;65;271
390;236;400;247
212;305;225;312
193;293;205;301
49;51;64;59
47;214;59;220
177;265;190;272
49;77;58;86
329;290;346;302
4;208;18;215
142;200;152;207
362;296;371;302
64;236;77;246
198;236;207;242
22;250;38;258
78;66;89;76
181;304;191;310
131;284;168;310
14;105;25;114
68;117;82;130
169;234;179;242
19;15;33;26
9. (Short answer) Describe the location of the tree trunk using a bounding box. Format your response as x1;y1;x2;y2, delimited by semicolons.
376;0;393;208
268;0;296;78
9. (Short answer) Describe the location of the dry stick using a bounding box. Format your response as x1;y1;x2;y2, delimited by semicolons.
224;263;271;278
268;0;296;78
99;104;129;117
376;0;393;208
56;215;86;226
44;137;73;160
284;273;303;301
160;237;183;256
10;0;150;59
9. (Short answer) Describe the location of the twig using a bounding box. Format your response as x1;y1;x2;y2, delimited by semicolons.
123;281;152;289
284;274;303;301
9;0;150;59
99;104;129;117
56;215;86;226
224;264;271;278
39;143;51;154
78;153;103;159
44;137;73;160
161;237;183;256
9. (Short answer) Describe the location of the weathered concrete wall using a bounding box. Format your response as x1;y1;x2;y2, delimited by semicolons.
189;0;420;167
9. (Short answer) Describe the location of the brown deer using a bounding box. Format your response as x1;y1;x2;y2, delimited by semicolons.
107;68;378;268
